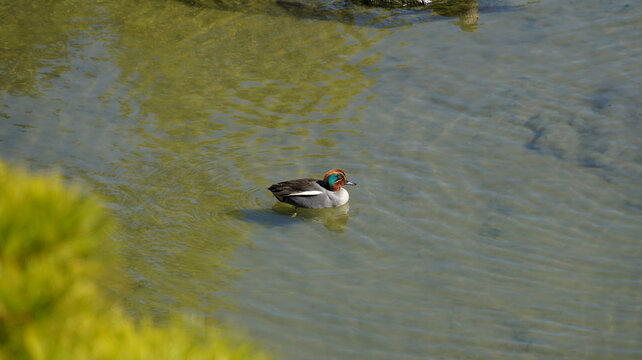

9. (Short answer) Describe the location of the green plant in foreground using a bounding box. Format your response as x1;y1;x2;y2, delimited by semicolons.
0;161;267;360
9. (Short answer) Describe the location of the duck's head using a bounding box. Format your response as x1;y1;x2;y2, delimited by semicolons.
323;169;357;191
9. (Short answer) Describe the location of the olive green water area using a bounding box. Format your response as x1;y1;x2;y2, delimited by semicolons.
1;0;640;358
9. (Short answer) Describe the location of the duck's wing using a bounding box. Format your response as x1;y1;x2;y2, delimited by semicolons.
268;178;322;201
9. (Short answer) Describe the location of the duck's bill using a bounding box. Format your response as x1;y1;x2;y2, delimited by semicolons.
345;180;357;186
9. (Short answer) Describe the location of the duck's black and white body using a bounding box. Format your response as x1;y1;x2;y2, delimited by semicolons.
268;169;356;209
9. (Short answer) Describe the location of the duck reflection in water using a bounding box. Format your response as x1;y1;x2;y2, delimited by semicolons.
271;201;353;233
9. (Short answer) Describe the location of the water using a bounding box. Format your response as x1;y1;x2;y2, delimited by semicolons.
1;0;640;358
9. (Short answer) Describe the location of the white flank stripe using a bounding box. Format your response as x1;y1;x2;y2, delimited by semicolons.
284;190;323;196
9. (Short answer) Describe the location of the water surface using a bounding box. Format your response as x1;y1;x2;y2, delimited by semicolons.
1;0;640;358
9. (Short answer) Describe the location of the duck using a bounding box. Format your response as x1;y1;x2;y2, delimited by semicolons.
268;169;357;210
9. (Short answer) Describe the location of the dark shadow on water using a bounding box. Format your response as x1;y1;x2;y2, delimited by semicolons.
274;0;540;31
524;114;611;169
179;0;540;32
275;0;482;31
231;202;357;233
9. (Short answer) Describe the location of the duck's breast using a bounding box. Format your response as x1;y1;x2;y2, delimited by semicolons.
329;188;349;207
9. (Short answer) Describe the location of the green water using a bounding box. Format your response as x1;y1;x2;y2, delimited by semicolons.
1;0;640;358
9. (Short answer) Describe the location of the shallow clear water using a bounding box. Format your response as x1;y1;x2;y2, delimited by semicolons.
1;0;640;358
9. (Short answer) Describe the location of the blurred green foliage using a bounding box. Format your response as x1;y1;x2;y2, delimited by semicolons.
0;160;267;360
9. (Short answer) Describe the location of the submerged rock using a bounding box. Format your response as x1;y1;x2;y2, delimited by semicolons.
182;0;531;32
354;0;434;7
355;0;480;30
274;0;485;31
